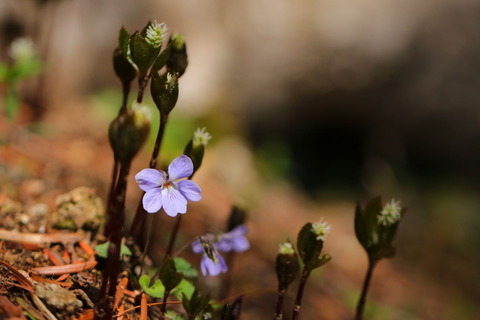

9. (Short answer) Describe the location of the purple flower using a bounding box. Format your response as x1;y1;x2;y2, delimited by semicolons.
192;237;228;277
216;225;250;253
135;155;202;217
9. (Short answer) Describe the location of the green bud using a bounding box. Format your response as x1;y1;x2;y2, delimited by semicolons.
275;241;299;291
167;33;188;77
297;221;332;270
150;71;179;115
108;103;150;165
354;196;405;262
113;47;136;86
184;127;212;177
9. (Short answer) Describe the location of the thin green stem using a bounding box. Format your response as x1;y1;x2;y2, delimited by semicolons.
292;268;312;320
355;259;376;320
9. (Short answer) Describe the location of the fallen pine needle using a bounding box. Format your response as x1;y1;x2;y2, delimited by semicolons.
0;229;84;245
31;259;96;275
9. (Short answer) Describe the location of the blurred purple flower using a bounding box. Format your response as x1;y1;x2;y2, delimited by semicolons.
135;155;202;217
192;237;228;277
216;225;250;252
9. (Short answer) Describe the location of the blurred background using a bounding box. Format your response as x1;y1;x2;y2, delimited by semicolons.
1;0;480;319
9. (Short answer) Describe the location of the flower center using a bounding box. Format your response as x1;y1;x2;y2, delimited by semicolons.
164;181;172;188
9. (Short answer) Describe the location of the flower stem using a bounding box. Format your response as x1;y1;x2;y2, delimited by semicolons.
292;268;312;320
273;289;286;320
97;161;131;320
159;289;171;320
355;259;376;320
163;214;182;261
128;112;169;238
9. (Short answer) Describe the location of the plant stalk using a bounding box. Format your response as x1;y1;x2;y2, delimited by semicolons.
273;289;286;320
355;259;376;320
292;268;312;320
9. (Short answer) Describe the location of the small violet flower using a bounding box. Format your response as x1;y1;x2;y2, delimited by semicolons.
192;236;228;277
135;155;202;217
215;225;250;253
378;199;402;226
192;224;250;277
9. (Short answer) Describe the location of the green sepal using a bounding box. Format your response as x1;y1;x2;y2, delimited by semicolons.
139;274;165;298
159;257;183;292
183;138;204;176
182;289;211;320
297;222;324;270
150;71;179;116
118;26;130;58
220;296;243;320
151;42;171;74
129;31;159;75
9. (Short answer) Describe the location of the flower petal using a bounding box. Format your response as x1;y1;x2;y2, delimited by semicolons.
232;236;250;252
135;169;167;192
177;180;202;202
161;186;187;217
200;254;228;277
192;239;203;254
142;189;163;213
168;155;193;181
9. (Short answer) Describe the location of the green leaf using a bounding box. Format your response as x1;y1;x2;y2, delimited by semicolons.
159;257;183;292
174;257;198;278
139;274;165;298
172;278;195;300
94;241;132;259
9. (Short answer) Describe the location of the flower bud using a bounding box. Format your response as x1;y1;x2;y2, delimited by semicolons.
145;21;168;49
167;33;188;77
275;241;299;291
184;127;211;176
150;71;179;116
113;47;136;86
108;103;150;165
297;220;332;270
354;196;405;261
